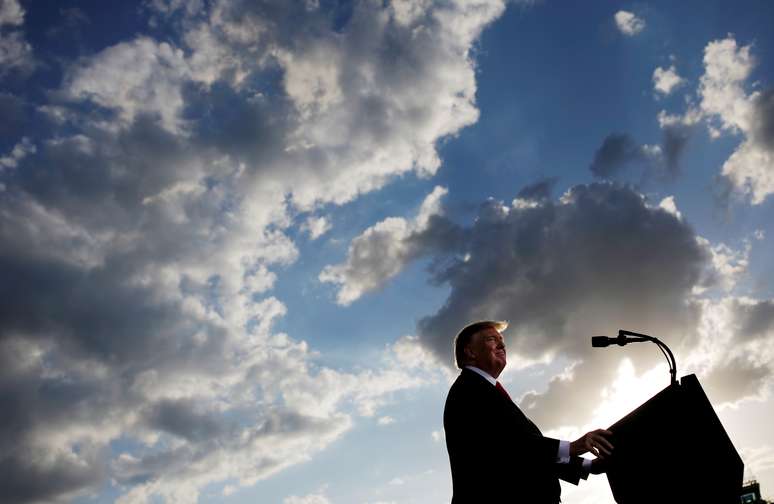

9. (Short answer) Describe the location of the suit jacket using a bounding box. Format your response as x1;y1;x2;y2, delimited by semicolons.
443;368;585;504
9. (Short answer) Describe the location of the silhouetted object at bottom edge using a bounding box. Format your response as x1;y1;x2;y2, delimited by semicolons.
604;374;743;503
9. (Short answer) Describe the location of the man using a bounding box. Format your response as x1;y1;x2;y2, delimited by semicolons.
444;320;613;503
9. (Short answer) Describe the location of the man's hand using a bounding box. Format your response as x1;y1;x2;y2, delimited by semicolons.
590;458;608;475
570;429;614;458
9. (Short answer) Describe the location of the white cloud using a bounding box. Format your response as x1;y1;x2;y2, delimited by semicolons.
697;37;774;204
740;445;774;478
0;136;35;169
697;237;752;292
390;0;433;26
391;335;447;372
0;1;509;502
658;195;682;220
700;37;755;134
654;36;774;204
653;65;685;95
302;215;332;240
320;186;448;305
719;137;774;204
657;108;702;128
0;0;24;27
614;10;645;36
0;0;33;76
0;28;33;76
66;37;193;133
377;416;396;426
284;492;332;504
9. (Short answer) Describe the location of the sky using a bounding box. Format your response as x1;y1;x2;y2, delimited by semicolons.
1;0;774;503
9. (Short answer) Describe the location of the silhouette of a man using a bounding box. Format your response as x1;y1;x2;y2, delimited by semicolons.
443;320;612;503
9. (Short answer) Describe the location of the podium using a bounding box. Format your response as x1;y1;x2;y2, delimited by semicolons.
605;374;743;503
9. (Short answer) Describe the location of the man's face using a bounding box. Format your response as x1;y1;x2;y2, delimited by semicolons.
466;326;506;378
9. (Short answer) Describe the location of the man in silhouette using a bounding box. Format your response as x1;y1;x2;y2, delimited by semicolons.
444;320;612;504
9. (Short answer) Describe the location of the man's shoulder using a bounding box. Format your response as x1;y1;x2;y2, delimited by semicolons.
444;369;501;429
446;368;491;400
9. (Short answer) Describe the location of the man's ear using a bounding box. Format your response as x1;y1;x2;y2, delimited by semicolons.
464;346;476;360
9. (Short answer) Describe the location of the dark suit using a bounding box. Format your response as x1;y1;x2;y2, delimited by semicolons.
444;368;586;504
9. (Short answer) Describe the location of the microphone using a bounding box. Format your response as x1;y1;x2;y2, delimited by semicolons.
591;329;678;386
592;334;641;347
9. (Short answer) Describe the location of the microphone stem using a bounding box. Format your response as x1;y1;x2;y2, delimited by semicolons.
619;330;678;386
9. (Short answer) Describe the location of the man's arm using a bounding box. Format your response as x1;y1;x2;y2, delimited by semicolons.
554;430;613;485
570;429;614;458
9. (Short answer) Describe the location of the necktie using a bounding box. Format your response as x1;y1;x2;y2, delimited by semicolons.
496;381;512;402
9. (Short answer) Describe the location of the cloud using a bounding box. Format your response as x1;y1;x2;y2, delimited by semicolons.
284;493;332;504
740;445;774;481
699;37;755;134
0;0;24;26
334;183;707;373
683;296;774;407
660;121;692;177
328;182;771;427
702;356;770;405
614;10;645;36
0;0;507;501
377;416;395;426
590;110;697;181
695;236;752;293
320;186;449;305
65;37;194;134
730;298;774;342
653;65;685;95
0;26;32;75
0;136;35;169
0;92;26;137
0;0;33;76
302;215;332;240
658;195;682;220
512;177;558;208
588;133;662;178
698;37;774;204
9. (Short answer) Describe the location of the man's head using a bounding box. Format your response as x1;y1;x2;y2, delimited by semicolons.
454;320;509;378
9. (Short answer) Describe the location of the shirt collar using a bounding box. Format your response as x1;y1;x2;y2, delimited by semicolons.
464;365;497;386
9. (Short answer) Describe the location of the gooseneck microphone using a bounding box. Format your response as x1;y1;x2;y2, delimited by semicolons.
591;329;678;385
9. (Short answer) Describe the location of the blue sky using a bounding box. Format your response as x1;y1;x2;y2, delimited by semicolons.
2;1;774;503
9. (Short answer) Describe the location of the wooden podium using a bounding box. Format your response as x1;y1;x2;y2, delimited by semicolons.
604;374;743;503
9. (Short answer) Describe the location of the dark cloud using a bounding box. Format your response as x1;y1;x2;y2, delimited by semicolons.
113;408;344;490
144;399;231;442
752;88;774;150
406;183;709;427
0;346;111;503
661;124;691;178
0;92;25;139
733;299;774;340
589;133;648;178
182;81;290;169
45;7;91;40
589;128;693;182
0;446;106;504
417;183;705;362
702;357;771;405
516;177;558;202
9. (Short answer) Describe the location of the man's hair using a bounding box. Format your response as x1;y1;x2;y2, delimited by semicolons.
453;320;509;369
